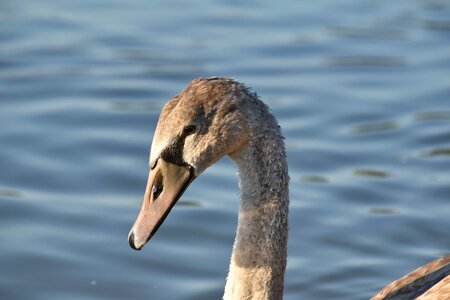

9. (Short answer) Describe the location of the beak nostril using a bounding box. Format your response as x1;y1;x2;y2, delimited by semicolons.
152;171;164;200
152;182;163;199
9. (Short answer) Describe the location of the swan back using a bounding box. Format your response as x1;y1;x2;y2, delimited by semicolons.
371;255;450;299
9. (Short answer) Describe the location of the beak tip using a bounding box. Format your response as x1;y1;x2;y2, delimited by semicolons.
128;231;142;251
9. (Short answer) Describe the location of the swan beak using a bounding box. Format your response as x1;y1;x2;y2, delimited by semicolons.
128;158;194;250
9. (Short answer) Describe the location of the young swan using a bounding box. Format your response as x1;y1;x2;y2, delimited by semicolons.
128;77;289;300
127;77;450;299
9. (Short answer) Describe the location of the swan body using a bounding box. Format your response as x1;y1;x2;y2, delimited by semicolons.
128;77;449;300
371;255;449;299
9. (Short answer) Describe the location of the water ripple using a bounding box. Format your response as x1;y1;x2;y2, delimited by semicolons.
327;26;407;40
350;120;398;134
0;188;22;198
300;175;330;184
424;19;450;31
325;56;406;67
1;1;449;300
422;147;450;157
109;100;163;112
415;111;450;121
353;169;391;178
368;207;398;216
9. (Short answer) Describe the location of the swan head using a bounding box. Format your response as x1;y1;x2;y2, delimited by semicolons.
128;77;253;250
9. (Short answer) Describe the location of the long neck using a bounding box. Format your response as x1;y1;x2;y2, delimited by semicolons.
224;127;289;300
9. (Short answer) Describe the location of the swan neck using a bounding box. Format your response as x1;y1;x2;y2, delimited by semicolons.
224;130;289;300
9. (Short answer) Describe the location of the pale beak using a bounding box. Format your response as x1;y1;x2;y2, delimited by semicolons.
128;158;194;250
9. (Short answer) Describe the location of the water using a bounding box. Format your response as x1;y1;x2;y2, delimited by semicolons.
1;0;449;299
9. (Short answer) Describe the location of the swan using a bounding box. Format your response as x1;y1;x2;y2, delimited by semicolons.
128;77;450;299
371;255;449;299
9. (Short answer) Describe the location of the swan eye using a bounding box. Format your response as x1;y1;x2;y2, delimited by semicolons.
183;125;196;136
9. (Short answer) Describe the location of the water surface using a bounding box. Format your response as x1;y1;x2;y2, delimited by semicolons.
1;0;449;299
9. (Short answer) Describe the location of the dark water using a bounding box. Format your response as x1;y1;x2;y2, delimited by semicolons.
1;0;449;299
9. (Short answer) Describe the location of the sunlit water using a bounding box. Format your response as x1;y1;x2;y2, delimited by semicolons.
1;0;449;299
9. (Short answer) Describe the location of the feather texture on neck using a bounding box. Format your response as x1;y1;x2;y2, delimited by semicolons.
224;108;289;300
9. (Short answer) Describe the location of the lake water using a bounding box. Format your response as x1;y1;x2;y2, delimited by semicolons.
1;0;449;299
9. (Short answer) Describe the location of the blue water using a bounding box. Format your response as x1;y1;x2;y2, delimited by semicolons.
1;0;449;299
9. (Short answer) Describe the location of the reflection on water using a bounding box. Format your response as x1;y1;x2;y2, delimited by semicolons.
353;169;391;178
415;111;450;121
369;207;398;215
301;175;330;184
109;100;163;112
422;147;450;157
424;20;450;31
327;26;407;40
350;121;398;134
1;0;449;300
177;199;203;207
0;189;22;198
326;56;406;67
